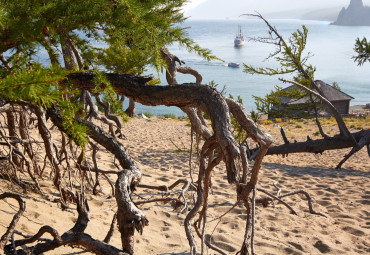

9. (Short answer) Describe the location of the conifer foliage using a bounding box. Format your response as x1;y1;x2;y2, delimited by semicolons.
353;37;370;65
0;1;232;254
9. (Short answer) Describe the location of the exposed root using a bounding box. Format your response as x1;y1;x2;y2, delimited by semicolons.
0;193;26;251
255;183;327;217
4;192;126;255
193;220;227;255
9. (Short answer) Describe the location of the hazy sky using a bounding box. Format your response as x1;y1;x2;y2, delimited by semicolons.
183;0;207;11
184;0;370;19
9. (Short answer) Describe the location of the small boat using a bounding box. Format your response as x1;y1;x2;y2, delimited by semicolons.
234;25;245;47
228;62;240;68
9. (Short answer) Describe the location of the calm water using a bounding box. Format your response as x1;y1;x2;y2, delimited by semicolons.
135;19;370;116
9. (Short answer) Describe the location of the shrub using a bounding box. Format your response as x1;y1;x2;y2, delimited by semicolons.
274;118;283;123
250;110;261;123
295;124;302;128
160;113;177;119
142;111;153;118
344;117;356;123
261;120;273;125
120;112;130;122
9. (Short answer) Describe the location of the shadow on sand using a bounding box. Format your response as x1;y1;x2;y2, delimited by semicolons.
263;162;370;178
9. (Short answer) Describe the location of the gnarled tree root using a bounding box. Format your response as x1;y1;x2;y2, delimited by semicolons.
4;193;127;255
0;193;26;253
255;185;327;217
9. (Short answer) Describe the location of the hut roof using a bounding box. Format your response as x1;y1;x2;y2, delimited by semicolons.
283;80;354;105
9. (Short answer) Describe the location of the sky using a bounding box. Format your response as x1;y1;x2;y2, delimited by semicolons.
183;0;370;19
183;0;208;11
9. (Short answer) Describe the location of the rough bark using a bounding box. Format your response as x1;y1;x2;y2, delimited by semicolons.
125;98;136;117
83;90;116;136
33;106;62;190
336;129;370;169
115;171;148;254
67;38;84;70
0;124;41;191
61;39;76;70
181;107;212;139
6;110;21;167
67;72;241;183
19;110;37;173
95;96;124;138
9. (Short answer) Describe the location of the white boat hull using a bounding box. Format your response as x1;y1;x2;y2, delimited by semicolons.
234;39;245;47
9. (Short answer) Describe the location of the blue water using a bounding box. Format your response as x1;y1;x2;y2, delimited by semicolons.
136;19;370;116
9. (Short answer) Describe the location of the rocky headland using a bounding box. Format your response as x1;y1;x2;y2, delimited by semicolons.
332;0;370;26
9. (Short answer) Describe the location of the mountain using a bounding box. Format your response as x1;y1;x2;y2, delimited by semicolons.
266;8;342;21
301;8;342;21
332;0;370;26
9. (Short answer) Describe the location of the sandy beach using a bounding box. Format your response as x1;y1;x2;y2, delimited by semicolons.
0;116;369;254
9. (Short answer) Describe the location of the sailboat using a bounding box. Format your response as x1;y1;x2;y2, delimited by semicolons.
234;25;245;47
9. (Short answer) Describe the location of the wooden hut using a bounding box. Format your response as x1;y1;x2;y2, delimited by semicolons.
269;80;354;118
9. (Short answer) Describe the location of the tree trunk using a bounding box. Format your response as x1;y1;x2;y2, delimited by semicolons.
6;110;21;167
33;106;62;189
125;98;136;117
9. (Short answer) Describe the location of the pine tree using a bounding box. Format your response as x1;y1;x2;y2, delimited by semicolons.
0;0;216;144
353;37;370;65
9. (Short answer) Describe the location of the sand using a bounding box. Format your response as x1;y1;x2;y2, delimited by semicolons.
0;117;369;254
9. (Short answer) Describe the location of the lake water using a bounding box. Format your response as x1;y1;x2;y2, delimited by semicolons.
133;19;370;116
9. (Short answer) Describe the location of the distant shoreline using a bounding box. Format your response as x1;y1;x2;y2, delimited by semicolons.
349;104;370;114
